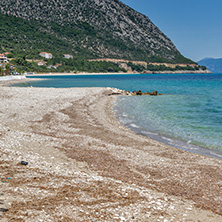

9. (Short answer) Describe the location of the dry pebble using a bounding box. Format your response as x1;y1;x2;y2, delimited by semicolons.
0;85;221;221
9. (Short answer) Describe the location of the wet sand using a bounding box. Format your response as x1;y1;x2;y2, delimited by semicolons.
0;84;222;221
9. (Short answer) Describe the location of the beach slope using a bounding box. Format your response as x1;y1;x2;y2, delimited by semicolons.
0;86;221;221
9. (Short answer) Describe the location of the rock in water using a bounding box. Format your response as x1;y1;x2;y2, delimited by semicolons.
150;91;158;96
136;90;143;95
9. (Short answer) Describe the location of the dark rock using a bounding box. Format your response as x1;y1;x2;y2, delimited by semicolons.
20;161;28;166
107;92;122;96
131;90;161;96
0;208;8;212
136;90;143;95
150;91;158;96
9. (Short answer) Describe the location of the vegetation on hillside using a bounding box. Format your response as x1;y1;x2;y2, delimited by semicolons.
128;62;206;73
10;56;126;73
7;55;206;74
0;0;195;64
0;14;95;59
0;0;207;74
0;12;202;74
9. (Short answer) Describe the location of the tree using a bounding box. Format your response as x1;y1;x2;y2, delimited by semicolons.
16;67;25;74
0;66;4;76
13;56;26;66
5;63;11;75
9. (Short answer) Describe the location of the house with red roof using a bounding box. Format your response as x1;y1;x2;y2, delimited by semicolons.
4;52;11;55
39;52;53;59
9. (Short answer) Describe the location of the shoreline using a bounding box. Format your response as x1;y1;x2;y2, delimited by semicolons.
0;83;222;221
0;77;44;87
5;77;222;160
3;77;222;160
114;104;222;160
27;72;138;76
26;70;212;76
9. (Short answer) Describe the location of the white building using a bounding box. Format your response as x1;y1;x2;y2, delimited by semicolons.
39;52;53;59
64;54;73;59
37;62;45;66
0;54;8;63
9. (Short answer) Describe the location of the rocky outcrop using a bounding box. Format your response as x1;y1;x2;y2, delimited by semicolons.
107;88;162;96
132;90;160;96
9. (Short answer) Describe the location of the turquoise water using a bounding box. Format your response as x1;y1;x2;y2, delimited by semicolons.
17;73;222;158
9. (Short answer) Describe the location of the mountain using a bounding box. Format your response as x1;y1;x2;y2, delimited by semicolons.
0;0;193;63
198;58;222;73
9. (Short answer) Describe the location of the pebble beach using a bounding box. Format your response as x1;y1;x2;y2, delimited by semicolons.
0;79;222;221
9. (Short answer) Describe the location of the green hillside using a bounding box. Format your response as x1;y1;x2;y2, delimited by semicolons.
0;0;203;73
0;0;195;63
0;14;96;59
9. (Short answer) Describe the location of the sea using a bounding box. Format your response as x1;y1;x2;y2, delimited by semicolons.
15;73;222;159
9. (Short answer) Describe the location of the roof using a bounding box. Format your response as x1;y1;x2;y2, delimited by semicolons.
54;64;62;67
37;62;46;66
39;52;52;55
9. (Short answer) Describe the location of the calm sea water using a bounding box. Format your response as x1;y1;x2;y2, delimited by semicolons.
17;73;222;158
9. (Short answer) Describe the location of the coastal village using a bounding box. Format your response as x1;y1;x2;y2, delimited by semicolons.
0;50;209;76
0;52;75;76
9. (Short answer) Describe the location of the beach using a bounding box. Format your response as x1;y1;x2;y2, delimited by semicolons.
0;81;222;221
27;69;211;76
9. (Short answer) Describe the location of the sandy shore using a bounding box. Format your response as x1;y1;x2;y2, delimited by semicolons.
26;72;138;76
0;83;222;221
26;70;212;77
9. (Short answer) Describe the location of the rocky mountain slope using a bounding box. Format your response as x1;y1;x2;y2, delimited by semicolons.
0;0;193;63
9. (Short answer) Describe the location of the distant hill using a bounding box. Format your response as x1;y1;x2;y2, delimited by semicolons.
198;58;222;73
0;0;193;64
